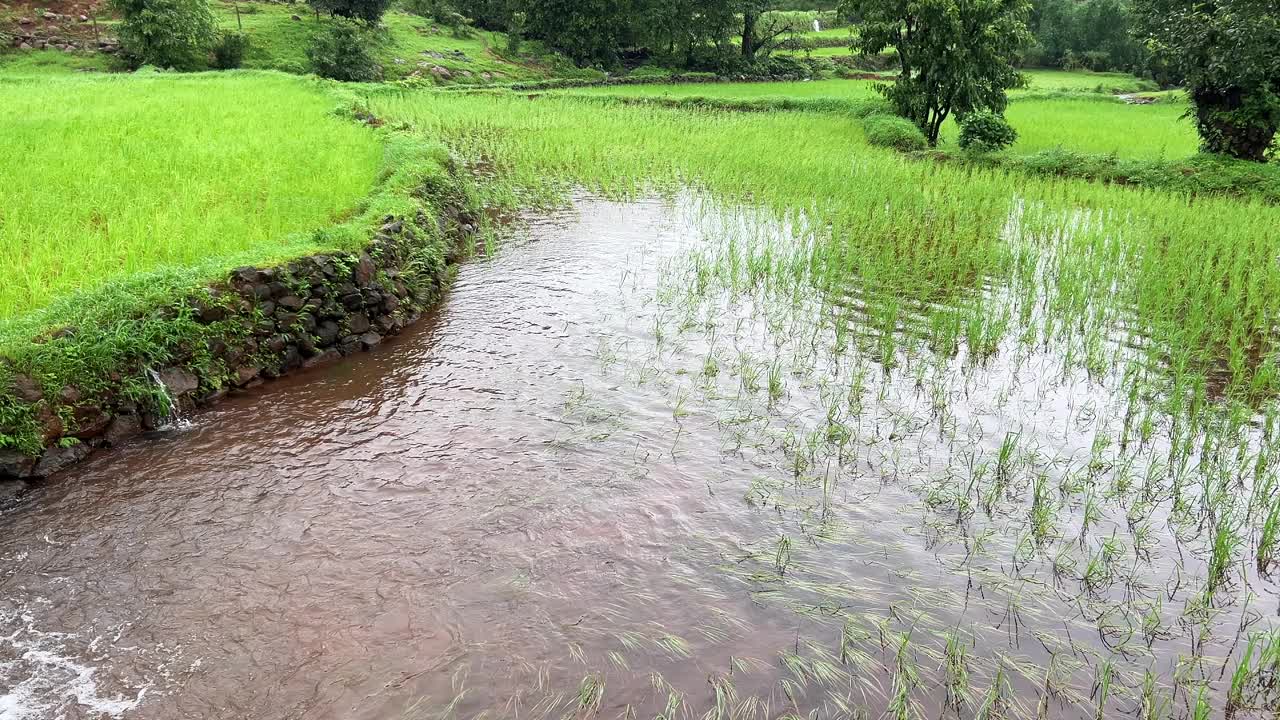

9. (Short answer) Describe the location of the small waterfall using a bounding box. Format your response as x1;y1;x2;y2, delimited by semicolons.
145;368;192;431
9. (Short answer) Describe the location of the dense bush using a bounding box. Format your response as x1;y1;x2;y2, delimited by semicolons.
758;54;813;80
309;0;392;24
863;114;928;152
958;111;1019;152
307;21;383;81
211;31;249;69
111;0;218;70
1027;0;1146;73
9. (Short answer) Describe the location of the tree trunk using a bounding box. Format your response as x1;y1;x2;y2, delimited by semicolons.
1192;87;1278;163
742;11;757;61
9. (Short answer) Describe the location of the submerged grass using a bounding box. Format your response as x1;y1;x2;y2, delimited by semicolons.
366;87;1280;716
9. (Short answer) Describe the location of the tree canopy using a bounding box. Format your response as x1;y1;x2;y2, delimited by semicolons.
1134;0;1280;161
842;0;1031;145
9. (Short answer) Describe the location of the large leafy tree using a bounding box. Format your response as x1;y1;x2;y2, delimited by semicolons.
738;0;789;62
1134;0;1280;162
111;0;217;69
841;0;1031;145
522;0;640;67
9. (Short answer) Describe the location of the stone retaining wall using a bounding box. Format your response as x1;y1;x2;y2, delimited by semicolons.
0;207;475;485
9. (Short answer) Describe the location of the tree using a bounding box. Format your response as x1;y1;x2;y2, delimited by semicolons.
111;0;217;69
309;0;392;25
522;0;639;67
1134;0;1280;162
841;0;1030;145
738;0;789;63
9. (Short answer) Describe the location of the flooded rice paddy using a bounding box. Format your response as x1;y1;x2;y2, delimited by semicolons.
2;195;1279;719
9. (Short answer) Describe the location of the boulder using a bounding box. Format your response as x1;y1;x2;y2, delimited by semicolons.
0;450;37;479
233;366;261;387
303;349;342;370
72;406;112;439
103;415;142;447
34;443;92;477
158;367;199;397
347;313;371;334
9;374;43;403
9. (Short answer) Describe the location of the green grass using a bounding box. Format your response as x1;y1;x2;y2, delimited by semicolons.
561;78;881;100
212;1;581;81
562;73;1191;161
368;89;1279;395
959;95;1199;158
0;48;119;75
1019;68;1158;94
0;70;382;318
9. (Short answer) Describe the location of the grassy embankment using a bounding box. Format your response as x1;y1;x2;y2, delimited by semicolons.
0;71;380;318
0;69;496;453
0;0;592;83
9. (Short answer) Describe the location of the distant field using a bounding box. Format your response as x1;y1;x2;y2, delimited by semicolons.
1019;68;1157;94
563;79;881;100
998;96;1197;158
0;71;381;317
562;72;1195;160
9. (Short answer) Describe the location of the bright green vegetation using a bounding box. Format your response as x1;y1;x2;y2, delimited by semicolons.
367;86;1280;717
975;95;1199;158
370;88;1278;399
0;70;381;318
560;74;1194;160
1020;68;1157;93
209;0;580;81
0;49;119;75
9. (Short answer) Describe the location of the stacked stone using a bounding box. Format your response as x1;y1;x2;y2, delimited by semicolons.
0;215;457;482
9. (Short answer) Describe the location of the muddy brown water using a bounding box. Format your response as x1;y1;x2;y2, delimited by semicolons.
2;196;1277;719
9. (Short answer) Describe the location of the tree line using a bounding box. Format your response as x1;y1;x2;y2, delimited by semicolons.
106;0;1279;161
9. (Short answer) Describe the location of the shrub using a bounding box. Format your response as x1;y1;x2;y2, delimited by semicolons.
307;21;382;82
958;111;1019;152
506;10;526;54
309;0;391;25
111;0;218;70
211;31;248;69
863;114;928;152
760;54;812;80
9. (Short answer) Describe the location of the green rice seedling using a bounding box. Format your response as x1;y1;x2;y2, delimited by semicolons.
974;660;1011;720
1205;519;1242;601
1227;633;1259;714
768;362;786;405
1257;495;1280;572
1029;471;1056;544
1191;684;1211;720
1092;659;1114;720
775;535;794;576
577;673;606;714
943;631;972;709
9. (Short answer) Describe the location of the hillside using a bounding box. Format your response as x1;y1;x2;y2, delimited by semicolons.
1;0;593;83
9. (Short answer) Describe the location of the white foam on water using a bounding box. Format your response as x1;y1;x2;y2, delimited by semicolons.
0;606;153;720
